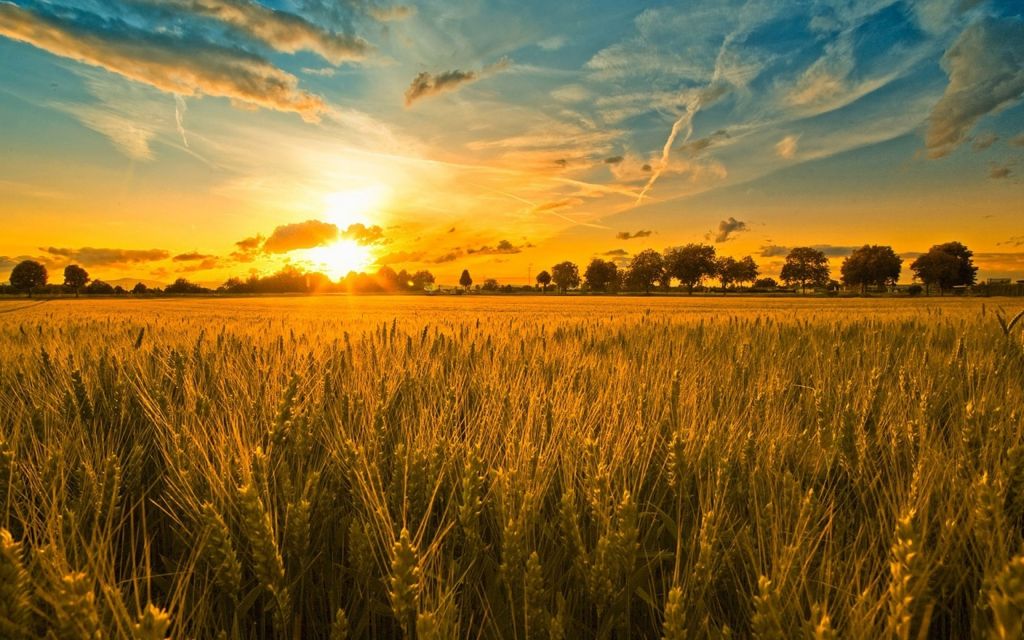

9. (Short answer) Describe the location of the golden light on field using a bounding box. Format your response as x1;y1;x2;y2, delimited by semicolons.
301;239;375;279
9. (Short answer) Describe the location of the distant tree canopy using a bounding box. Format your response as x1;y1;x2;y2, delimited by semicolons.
625;249;665;294
459;269;473;290
753;277;778;289
841;245;902;293
10;260;48;297
482;278;500;291
536;270;552;293
63;264;89;296
132;282;149;294
780;247;830;293
551;261;581;293
166;278;210;294
716;255;759;290
85;280;115;295
910;241;978;293
664;244;717;294
583;258;619;292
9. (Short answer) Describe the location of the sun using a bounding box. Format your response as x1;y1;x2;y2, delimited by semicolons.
297;184;389;279
302;239;375;279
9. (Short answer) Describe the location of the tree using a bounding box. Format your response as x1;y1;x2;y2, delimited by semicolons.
85;280;115;294
551;261;580;293
166;278;207;294
716;256;737;290
459;269;473;291
132;282;149;294
9;260;47;297
411;270;435;291
583;259;618;293
753;277;777;289
735;256;759;288
482;278;500;291
624;249;664;294
536;270;552;293
63;264;90;297
841;245;902;294
664;244;716;294
910;241;977;294
780;247;830;293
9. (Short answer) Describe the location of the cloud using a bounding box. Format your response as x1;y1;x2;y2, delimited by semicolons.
603;249;629;256
680;130;729;156
0;3;328;121
710;217;747;243
537;35;567;51
775;134;799;159
41;246;170;267
1012;134;1024;147
173;251;216;261
615;230;652;240
262;220;339;253
758;244;858;258
376;250;426;265
998;236;1024;248
551;84;591;103
431;251;461;264
341;223;387;245
604;155;624;164
466;239;532;255
368;5;416;21
177;257;220;272
925;17;1024;158
404;58;510;106
149;0;369;64
972;132;999;150
989;163;1012;179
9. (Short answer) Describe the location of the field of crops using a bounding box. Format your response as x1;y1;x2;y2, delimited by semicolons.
0;296;1022;639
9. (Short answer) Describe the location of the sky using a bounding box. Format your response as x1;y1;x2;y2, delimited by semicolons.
0;0;1022;286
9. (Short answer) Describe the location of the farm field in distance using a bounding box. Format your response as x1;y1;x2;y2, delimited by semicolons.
1;296;1023;639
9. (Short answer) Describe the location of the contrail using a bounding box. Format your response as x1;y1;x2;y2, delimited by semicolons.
634;24;742;206
174;94;189;148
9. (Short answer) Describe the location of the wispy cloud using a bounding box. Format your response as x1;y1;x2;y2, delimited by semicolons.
404;58;511;107
0;2;328;121
615;230;652;240
41;246;170;266
926;17;1024;158
775;134;799;159
148;0;370;64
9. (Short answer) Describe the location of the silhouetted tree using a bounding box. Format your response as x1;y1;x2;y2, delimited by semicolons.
166;278;208;294
780;247;830;293
551;261;580;293
536;270;552;293
625;249;664;294
735;256;759;288
63;264;89;297
664;244;716;294
910;241;977;294
716;256;738;290
459;269;473;291
841;245;902;293
482;278;500;291
132;282;149;294
85;280;114;294
753;277;778;289
10;260;47;297
411;270;435;291
583;258;618;292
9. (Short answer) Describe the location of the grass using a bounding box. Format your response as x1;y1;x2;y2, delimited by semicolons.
0;296;1022;638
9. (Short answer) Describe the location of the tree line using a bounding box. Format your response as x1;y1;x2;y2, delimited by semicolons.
3;241;981;297
511;241;979;295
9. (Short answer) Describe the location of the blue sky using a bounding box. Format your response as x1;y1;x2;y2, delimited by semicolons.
0;0;1022;283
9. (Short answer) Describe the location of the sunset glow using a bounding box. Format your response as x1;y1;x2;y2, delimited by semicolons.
0;0;1021;286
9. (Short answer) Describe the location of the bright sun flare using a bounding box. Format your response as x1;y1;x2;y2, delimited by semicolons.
298;185;388;279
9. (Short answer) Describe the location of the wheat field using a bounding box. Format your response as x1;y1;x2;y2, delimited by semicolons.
0;296;1022;639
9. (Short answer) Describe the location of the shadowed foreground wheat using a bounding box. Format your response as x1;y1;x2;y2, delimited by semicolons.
0;296;1022;638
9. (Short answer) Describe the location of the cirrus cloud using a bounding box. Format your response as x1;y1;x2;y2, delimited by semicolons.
0;2;328;121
